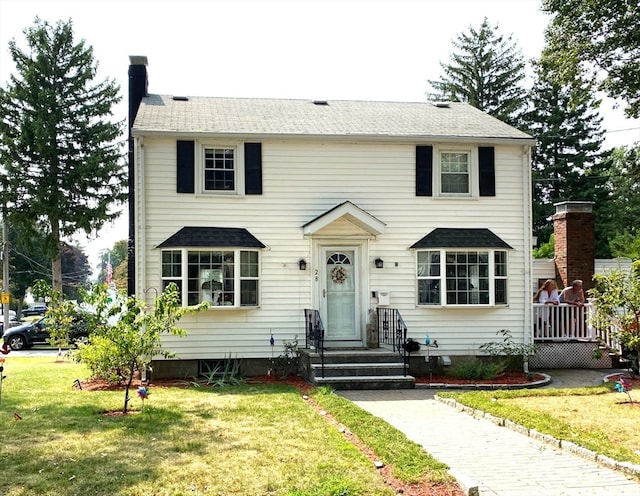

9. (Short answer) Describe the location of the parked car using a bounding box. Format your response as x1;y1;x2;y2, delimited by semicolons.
0;309;18;320
22;305;47;317
3;317;89;351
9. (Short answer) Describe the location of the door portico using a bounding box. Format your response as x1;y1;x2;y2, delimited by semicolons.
302;201;386;347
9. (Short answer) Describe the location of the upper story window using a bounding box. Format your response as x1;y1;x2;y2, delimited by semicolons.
416;145;495;198
161;248;260;307
204;147;235;191
440;152;470;194
176;141;262;196
417;249;508;306
434;147;476;197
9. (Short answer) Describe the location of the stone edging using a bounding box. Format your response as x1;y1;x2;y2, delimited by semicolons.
415;373;552;390
435;393;640;479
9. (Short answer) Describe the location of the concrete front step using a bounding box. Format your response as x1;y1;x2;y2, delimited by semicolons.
311;362;407;378
304;349;404;365
312;375;416;390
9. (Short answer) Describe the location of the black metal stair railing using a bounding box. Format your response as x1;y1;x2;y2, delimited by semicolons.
304;309;325;378
377;307;408;376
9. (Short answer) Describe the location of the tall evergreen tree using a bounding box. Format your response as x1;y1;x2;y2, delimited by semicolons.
0;18;127;290
427;18;527;127
524;56;605;245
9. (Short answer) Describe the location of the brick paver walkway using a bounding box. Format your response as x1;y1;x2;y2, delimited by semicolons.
339;384;640;496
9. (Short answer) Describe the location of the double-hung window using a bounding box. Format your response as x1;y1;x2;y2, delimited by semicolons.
417;249;508;306
204;147;235;192
161;249;260;307
435;147;476;197
440;152;470;194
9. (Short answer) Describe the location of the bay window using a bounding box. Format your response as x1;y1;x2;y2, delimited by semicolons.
162;249;260;307
417;249;508;306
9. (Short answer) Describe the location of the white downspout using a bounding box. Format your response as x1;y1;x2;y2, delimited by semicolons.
522;144;533;362
134;136;146;299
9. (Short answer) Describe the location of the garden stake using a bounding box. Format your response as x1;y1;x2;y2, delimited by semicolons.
615;376;633;404
137;385;150;410
0;358;5;408
268;332;275;376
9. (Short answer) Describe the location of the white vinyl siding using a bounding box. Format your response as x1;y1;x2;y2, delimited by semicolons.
139;138;530;358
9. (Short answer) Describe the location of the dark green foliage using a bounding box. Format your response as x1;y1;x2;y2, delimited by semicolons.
273;336;301;378
523;56;605;247
427;17;527;128
8;225;90;306
595;144;640;259
542;0;640;118
0;18;127;289
449;359;503;380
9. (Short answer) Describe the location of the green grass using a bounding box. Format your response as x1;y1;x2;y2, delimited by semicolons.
311;387;454;484
439;384;640;465
0;357;452;495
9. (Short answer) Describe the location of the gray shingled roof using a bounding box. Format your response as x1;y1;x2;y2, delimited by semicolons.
156;227;265;248
410;228;513;249
133;95;533;141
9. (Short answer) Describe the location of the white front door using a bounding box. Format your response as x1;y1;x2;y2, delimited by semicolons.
322;248;360;343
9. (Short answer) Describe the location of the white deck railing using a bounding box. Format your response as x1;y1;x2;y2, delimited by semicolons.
533;302;623;354
533;303;596;341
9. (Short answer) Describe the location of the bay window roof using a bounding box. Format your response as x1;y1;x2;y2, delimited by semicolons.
410;228;512;249
156;227;265;248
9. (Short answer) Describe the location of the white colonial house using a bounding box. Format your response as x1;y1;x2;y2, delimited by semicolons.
127;56;537;382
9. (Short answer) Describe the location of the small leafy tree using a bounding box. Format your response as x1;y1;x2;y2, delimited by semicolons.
479;329;539;375
31;279;79;350
589;261;640;372
74;283;208;413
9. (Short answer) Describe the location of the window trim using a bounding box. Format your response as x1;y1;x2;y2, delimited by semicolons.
433;146;478;198
161;247;260;308
416;248;508;307
197;141;245;196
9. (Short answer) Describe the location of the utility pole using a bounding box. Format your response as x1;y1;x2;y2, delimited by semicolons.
2;204;9;337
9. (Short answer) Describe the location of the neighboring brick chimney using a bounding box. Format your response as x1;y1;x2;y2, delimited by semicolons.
553;201;595;291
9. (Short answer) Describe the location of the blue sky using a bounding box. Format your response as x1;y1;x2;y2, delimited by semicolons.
1;0;638;273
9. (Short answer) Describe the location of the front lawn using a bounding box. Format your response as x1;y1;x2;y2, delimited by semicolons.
0;357;455;495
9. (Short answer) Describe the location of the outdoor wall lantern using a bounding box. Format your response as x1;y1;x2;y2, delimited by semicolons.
374;257;384;269
298;259;307;270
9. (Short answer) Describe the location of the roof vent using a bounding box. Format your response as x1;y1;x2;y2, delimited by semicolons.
432;102;450;108
312;100;329;106
173;96;189;101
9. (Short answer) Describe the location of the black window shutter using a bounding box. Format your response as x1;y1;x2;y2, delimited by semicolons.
245;142;262;195
479;146;495;197
416;145;433;196
176;140;195;194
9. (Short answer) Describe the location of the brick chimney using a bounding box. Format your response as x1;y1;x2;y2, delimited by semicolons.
553;201;595;291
